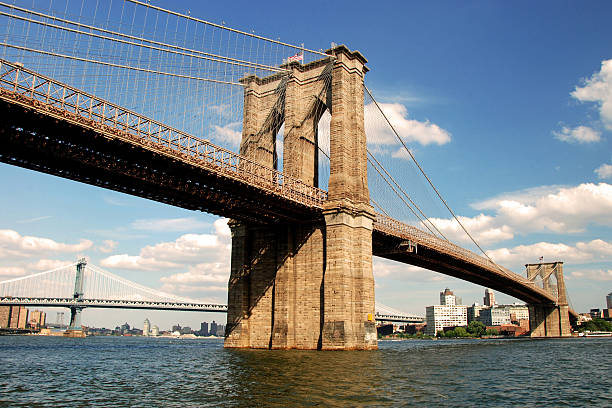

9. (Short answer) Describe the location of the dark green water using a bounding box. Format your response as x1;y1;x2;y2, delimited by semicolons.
0;336;610;407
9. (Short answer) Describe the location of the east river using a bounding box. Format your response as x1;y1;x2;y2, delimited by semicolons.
0;336;610;407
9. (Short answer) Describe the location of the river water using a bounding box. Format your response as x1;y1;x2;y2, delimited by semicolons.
0;336;610;407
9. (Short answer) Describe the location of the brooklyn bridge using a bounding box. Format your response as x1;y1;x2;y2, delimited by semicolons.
0;0;575;349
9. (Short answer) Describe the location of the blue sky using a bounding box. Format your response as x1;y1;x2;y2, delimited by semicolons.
1;1;612;330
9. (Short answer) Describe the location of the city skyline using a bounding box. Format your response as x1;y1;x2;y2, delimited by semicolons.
1;1;612;329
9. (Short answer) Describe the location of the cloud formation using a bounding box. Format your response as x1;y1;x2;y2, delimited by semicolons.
100;219;231;297
570;269;612;281
428;183;612;246
213;122;242;146
595;163;612;179
572;59;612;130
365;102;451;147
553;125;601;144
0;229;92;258
487;239;612;267
130;218;210;232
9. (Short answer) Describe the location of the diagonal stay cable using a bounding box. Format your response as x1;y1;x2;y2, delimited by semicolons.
364;85;503;269
367;150;447;239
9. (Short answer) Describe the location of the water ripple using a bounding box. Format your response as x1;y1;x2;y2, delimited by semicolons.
0;336;610;407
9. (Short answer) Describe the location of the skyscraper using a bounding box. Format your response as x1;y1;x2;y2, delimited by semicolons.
426;288;468;335
210;321;218;337
440;288;456;306
484;288;496;307
143;318;150;336
200;321;209;336
607;292;612;309
29;310;46;329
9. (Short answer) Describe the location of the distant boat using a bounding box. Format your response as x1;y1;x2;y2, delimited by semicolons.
583;331;612;337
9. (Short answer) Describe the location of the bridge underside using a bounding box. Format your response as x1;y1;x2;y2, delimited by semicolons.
0;98;318;224
373;230;577;323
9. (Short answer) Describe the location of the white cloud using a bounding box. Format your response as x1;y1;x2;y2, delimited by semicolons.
213;122;242;146
100;219;231;272
0;229;92;258
130;218;210;232
15;216;52;224
97;240;118;254
486;239;612;267
553;125;601;143
0;266;27;277
572;59;612;130
99;254;180;271
424;183;612;246
27;259;73;271
570;269;612;281
160;261;230;296
373;258;450;282
595;163;612;179
429;214;514;246
365;102;451;147
473;183;612;234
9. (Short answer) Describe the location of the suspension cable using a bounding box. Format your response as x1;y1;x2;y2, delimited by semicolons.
0;4;288;73
364;85;503;269
367;150;447;239
125;0;330;57
1;42;242;85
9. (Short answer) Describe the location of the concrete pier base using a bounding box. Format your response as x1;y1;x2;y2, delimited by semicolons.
225;45;376;350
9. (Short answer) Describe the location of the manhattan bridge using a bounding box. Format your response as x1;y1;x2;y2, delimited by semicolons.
0;0;575;349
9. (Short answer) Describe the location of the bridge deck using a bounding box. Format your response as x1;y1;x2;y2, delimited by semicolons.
0;59;576;319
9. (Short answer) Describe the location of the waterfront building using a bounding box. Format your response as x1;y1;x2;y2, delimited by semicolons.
483;288;496;307
9;306;20;328
440;288;456;306
120;322;131;334
478;307;511;326
181;326;192;335
501;304;529;323
0;306;11;328
29;310;46;329
216;324;225;337
467;303;487;323
143;318;150;336
607;292;612;309
210;321;218;336
2;306;30;329
426;289;468;335
199;321;209;336
590;309;601;319
151;325;159;336
172;324;181;333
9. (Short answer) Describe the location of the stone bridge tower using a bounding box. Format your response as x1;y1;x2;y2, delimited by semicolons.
225;45;377;350
526;261;571;337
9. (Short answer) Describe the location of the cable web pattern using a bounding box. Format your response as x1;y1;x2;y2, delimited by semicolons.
0;262;204;304
0;0;326;152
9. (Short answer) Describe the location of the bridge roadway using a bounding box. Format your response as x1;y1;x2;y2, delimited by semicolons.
0;60;577;319
0;297;423;323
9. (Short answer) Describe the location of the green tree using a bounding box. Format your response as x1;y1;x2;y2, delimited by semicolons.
454;327;469;337
594;318;612;331
485;328;499;336
581;318;612;332
467;321;486;337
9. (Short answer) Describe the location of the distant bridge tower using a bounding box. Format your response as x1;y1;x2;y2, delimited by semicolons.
526;261;571;337
68;257;87;330
225;45;377;350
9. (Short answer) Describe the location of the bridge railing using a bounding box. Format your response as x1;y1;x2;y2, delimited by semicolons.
373;213;540;288
0;59;328;208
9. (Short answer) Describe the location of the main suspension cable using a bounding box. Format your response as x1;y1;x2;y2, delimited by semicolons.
364;85;502;269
